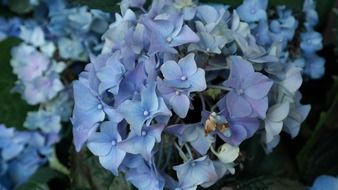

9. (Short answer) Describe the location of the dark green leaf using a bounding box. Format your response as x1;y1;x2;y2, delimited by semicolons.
8;0;34;14
15;167;62;190
228;176;305;190
70;0;120;13
70;148;116;190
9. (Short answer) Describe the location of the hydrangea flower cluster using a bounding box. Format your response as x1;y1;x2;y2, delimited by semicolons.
0;0;111;187
309;175;338;190
299;0;325;79
0;124;58;190
72;0;318;189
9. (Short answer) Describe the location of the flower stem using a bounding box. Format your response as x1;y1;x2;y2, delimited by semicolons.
207;85;232;91
174;142;188;162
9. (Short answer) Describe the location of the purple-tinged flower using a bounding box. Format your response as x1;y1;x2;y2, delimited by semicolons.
101;9;137;53
207;107;260;146
87;121;126;175
114;61;148;105
157;81;190;118
11;44;49;82
96;52;126;94
23;74;64;105
173;156;218;188
118;124;164;160
223;56;273;118
125;156;165;190
161;53;206;92
118;82;171;135
142;15;199;54
237;0;268;22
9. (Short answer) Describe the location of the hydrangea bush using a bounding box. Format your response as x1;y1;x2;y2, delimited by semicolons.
0;0;335;189
71;0;322;189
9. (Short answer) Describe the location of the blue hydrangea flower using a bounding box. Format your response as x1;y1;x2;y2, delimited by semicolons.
125;156;165;190
142;15;199;54
188;5;229;54
165;123;215;155
96;52;126;95
161;53;206;92
157;81;191;118
269;6;298;48
118;124;164;160
300;31;323;53
303;54;325;79
72;80;122;151
303;0;319;28
57;37;87;61
173;156;218;188
159;53;206;117
24;110;61;133
19;26;45;47
222;56;273;118
310;175;338;190
87;121;126;175
0;126;27;161
118;82;171;135
237;0;268;22
283;92;311;138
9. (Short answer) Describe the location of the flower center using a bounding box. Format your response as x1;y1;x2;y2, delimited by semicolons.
111;140;116;146
175;90;181;95
237;88;244;95
166;36;173;43
250;8;256;14
143;110;149;116
141;131;147;136
97;103;103;110
180;75;187;81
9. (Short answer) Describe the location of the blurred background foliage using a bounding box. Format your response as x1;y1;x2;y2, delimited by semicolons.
0;0;337;189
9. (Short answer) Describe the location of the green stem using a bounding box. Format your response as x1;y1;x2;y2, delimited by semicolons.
207;85;232;91
174;142;188;162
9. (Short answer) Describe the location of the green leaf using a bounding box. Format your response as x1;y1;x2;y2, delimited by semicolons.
227;176;305;190
8;0;34;14
108;175;133;190
0;38;34;130
241;136;296;178
297;79;338;182
70;0;120;12
15;167;62;190
70;148;117;190
49;149;71;176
